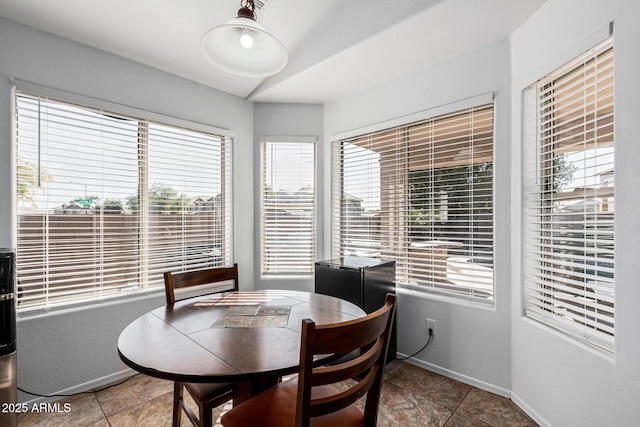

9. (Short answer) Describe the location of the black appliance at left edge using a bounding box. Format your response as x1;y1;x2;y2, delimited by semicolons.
0;248;18;427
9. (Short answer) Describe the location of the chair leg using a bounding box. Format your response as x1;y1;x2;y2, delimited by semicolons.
200;402;212;427
173;381;183;427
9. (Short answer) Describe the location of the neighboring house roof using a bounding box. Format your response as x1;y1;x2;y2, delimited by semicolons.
343;192;363;202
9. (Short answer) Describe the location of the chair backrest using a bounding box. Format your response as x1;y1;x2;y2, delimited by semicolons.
163;264;239;304
296;293;396;427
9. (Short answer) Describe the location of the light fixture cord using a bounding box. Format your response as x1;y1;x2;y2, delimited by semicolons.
240;0;256;13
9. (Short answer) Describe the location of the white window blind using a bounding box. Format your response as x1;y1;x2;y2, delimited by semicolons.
15;91;233;312
332;102;494;302
524;37;614;353
261;138;316;274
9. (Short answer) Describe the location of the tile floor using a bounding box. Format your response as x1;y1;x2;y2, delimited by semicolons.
18;360;538;427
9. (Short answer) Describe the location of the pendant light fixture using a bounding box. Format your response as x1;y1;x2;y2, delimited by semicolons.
201;0;288;77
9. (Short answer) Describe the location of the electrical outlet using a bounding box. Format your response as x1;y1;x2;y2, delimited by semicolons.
426;318;436;336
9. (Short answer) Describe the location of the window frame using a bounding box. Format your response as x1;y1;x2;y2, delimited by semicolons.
330;93;495;304
259;136;317;276
14;82;234;313
523;37;615;353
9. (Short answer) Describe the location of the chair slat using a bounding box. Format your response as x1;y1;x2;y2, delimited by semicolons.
164;263;239;304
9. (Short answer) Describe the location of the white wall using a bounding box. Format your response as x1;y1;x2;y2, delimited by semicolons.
0;17;254;401
510;1;640;426
252;103;324;291
324;40;513;394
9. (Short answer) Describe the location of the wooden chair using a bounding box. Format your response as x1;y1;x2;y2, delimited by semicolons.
220;293;397;427
163;264;239;427
164;263;239;305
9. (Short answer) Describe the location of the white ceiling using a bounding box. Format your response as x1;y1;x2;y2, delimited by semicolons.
0;0;546;103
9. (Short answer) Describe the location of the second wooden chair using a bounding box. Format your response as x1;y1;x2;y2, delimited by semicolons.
220;293;397;427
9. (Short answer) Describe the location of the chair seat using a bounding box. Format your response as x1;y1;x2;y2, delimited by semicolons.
184;381;234;404
221;378;363;427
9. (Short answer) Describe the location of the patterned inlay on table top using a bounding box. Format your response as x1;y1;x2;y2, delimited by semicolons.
212;305;291;328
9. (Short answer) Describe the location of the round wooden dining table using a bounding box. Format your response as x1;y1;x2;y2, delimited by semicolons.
117;289;365;402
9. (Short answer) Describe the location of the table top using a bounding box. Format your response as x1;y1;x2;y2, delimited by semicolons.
117;289;365;384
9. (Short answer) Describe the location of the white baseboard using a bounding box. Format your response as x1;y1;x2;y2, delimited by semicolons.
397;355;551;426
20;368;137;405
511;391;552;427
396;353;511;398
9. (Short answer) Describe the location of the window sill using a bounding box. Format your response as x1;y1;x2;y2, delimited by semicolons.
259;273;314;281
16;287;165;320
397;283;496;311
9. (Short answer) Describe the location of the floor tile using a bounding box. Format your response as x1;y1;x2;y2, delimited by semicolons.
17;393;105;427
87;419;111;427
444;412;493;427
107;392;174;427
95;374;173;416
376;380;453;427
455;388;538;427
17;362;538;427
386;363;472;410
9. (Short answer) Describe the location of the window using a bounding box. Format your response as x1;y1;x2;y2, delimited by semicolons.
15;90;233;312
261;138;316;275
524;37;614;352
332;97;494;302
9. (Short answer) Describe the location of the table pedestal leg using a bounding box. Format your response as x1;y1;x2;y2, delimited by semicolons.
233;377;281;406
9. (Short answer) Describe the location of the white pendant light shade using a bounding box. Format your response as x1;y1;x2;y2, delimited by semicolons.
202;15;288;78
